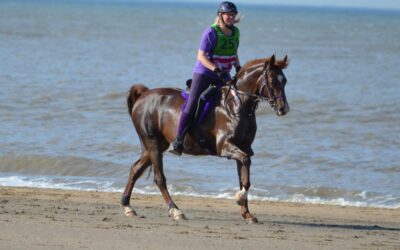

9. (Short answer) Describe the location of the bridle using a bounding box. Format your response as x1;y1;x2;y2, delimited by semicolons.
228;67;285;112
223;69;266;117
257;70;286;110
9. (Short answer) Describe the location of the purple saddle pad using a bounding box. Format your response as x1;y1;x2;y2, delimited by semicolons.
180;91;219;125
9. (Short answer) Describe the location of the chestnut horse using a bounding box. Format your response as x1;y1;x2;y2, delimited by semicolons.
122;55;289;223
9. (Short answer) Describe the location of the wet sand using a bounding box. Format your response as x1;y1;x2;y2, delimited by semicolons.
0;187;399;249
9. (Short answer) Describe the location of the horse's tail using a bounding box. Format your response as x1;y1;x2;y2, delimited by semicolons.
127;84;149;116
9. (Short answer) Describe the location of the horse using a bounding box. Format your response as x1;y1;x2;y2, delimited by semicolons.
121;55;289;223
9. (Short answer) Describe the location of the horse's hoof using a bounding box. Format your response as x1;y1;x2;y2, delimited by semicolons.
245;217;259;224
169;208;187;221
123;206;137;217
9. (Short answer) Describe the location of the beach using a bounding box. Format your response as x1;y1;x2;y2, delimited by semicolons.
1;1;400;208
0;187;399;249
1;2;400;249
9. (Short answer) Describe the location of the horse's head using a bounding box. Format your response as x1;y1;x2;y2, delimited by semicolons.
259;55;289;116
234;55;289;116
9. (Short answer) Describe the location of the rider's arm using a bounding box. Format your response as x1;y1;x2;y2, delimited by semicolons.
235;55;241;68
197;49;218;72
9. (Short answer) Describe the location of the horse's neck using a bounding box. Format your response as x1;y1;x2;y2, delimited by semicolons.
220;86;259;118
218;86;258;148
236;64;263;94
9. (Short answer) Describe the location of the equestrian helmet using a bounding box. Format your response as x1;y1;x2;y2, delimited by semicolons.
218;1;238;14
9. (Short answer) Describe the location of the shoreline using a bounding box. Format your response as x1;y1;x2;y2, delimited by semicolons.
0;186;399;249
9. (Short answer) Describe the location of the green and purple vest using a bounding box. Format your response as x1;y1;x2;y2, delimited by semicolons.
210;23;240;72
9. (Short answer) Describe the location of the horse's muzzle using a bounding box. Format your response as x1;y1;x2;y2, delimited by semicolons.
276;101;289;116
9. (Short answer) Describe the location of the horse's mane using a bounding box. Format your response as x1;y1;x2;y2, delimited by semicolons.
242;56;289;71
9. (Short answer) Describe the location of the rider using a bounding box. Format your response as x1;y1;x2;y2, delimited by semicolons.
170;1;242;155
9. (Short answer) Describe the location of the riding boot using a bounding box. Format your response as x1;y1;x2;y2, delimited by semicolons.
170;112;191;156
171;135;184;156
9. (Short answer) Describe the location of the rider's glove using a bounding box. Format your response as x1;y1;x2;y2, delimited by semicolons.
213;68;229;81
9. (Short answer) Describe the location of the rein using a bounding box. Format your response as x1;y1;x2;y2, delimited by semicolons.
222;67;285;116
223;79;260;117
235;88;261;100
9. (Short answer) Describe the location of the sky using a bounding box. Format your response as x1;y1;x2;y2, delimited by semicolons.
156;0;400;10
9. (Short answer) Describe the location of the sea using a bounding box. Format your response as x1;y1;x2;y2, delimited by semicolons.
1;0;399;209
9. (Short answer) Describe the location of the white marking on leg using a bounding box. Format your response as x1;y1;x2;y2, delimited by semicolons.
123;206;137;217
169;208;186;221
235;187;248;205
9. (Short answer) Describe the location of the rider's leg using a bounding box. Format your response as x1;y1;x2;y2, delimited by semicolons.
171;111;191;153
171;73;212;155
195;84;219;120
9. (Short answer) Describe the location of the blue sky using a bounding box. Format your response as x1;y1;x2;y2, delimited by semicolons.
157;0;400;10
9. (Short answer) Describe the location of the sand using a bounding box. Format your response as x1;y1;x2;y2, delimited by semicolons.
0;187;399;249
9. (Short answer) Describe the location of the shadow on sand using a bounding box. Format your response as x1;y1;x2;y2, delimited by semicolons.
273;221;400;232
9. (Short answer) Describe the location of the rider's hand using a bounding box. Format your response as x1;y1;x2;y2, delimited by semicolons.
213;68;229;81
213;67;222;77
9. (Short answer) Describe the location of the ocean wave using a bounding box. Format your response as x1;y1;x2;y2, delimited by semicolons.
0;175;121;193
1;174;398;209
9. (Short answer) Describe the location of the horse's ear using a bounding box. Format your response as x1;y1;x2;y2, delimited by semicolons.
265;54;275;69
280;54;289;68
270;54;276;67
283;55;288;64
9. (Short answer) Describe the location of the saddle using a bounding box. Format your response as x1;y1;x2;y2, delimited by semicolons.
182;80;221;125
180;79;223;155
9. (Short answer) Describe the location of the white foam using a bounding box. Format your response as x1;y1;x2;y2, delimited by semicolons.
1;175;398;209
0;175;121;193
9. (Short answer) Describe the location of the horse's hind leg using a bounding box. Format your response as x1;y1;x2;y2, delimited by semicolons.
148;146;186;221
121;151;151;217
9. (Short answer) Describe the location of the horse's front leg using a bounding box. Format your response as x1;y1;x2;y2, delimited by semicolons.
220;142;258;223
236;159;258;224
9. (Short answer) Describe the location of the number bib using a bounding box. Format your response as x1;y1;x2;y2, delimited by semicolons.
210;23;240;72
